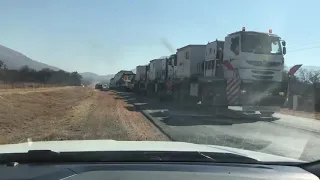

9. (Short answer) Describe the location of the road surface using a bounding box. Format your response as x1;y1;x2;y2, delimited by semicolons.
116;91;320;161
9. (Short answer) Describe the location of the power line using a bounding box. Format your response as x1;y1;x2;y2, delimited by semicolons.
288;45;320;53
287;41;320;48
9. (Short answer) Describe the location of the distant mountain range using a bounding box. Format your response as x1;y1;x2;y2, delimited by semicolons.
80;69;136;83
0;44;137;84
0;45;60;71
79;72;114;81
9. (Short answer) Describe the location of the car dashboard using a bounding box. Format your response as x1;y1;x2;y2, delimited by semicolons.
0;162;319;180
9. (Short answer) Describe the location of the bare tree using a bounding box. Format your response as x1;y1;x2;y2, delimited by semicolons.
297;68;320;84
0;60;3;69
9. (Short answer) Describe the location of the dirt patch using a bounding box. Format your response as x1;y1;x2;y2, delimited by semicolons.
0;86;74;95
66;91;169;141
0;88;168;144
0;87;93;144
281;108;320;120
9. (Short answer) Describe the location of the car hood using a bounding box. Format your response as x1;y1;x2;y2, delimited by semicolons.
0;140;304;163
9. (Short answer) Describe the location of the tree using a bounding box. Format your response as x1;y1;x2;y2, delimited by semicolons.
297;68;320;85
0;64;83;86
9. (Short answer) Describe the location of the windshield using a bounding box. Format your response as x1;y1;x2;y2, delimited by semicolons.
0;0;319;165
241;33;282;55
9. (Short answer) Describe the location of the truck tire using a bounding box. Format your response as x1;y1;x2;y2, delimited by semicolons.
260;112;274;117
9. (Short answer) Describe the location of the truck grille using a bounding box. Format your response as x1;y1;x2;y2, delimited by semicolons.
251;70;274;75
252;75;273;80
246;60;281;67
251;70;275;80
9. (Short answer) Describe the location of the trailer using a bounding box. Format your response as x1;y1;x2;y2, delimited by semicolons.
127;74;136;91
156;45;206;102
114;70;135;91
109;78;116;89
156;54;177;100
145;58;163;97
134;65;148;95
155;28;302;117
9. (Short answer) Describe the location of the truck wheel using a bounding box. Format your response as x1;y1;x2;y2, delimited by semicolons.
260;112;274;117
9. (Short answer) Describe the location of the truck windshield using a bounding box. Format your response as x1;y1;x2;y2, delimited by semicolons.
241;33;282;55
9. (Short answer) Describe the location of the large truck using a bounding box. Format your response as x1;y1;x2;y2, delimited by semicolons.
145;58;163;97
127;74;136;91
134;65;148;95
114;70;135;91
109;78;116;89
154;28;300;116
156;45;205;102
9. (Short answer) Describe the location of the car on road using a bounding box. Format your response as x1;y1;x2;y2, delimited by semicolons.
101;84;109;91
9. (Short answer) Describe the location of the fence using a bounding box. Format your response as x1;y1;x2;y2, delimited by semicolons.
287;82;320;112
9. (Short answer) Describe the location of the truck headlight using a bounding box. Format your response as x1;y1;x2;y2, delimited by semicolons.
279;92;285;96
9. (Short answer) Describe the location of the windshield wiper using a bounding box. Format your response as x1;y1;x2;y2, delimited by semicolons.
0;150;258;164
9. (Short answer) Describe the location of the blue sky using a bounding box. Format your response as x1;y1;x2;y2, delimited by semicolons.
0;0;319;74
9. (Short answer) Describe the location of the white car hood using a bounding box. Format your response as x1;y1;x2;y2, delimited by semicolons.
0;140;304;163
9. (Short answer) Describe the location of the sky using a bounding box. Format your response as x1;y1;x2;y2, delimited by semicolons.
0;0;319;75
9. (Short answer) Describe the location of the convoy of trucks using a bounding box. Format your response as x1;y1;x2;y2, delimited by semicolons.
109;28;302;116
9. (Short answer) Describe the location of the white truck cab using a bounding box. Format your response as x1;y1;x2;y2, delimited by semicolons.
222;28;287;115
223;28;286;82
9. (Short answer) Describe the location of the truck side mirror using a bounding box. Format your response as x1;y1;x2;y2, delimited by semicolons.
283;47;286;55
282;41;286;47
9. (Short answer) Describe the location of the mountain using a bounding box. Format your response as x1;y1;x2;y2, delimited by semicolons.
80;72;114;80
80;72;114;85
0;45;60;71
80;69;135;85
109;69;136;77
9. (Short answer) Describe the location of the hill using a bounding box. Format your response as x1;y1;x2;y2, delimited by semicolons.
81;69;135;80
0;45;60;71
80;69;135;85
80;72;114;80
80;72;114;85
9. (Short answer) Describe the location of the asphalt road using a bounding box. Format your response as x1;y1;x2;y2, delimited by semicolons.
116;92;320;161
